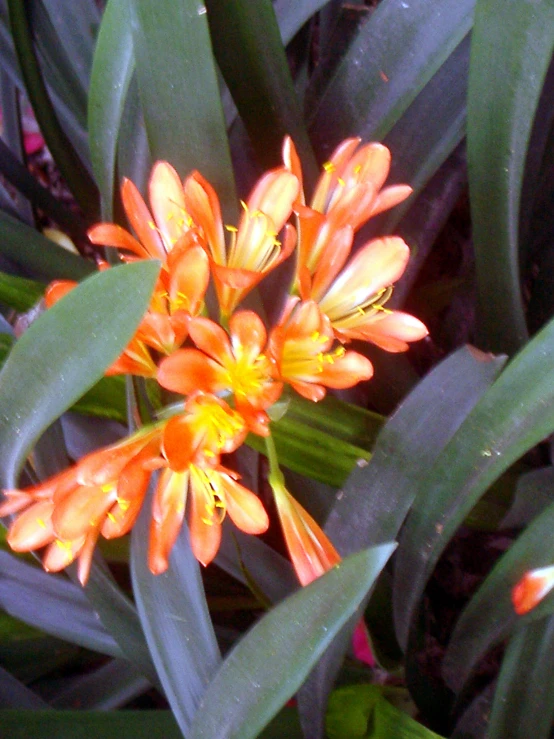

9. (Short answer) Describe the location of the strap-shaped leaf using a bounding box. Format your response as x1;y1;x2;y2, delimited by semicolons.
443;498;554;693
393;313;554;650
189;544;396;739
487;615;554;739
126;0;236;216
468;0;554;354
0;260;159;488
296;346;505;738
131;491;221;737
88;0;135;216
0;210;93;281
205;0;317;179
0;665;51;709
0;551;122;657
308;0;475;156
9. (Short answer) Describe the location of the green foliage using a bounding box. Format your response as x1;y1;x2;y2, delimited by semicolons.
1;0;554;736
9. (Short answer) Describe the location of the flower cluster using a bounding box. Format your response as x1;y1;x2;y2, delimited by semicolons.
0;137;427;587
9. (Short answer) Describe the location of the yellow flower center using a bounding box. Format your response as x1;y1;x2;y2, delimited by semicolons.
223;349;272;400
190;464;226;525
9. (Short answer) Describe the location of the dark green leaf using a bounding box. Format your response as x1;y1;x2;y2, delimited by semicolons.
274;0;331;46
88;0;135;215
487;615;554;739
0;210;93;281
0;270;44;311
126;0;236;216
0;665;51;709
468;0;554;354
189;544;396;739
296;346;505;738
205;0;317;178
131;490;221;737
0;551;122;657
443;498;554;693
0;260;158;488
0;710;182;738
393;314;554;650
308;0;474;156
72;375;127;423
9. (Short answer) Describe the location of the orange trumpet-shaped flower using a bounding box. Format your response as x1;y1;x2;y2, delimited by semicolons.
157;311;283;436
148;393;268;573
268;299;373;402
308;235;429;350
184;167;299;317
283;136;412;290
0;426;164;585
271;479;340;586
512;565;554;615
88;161;196;263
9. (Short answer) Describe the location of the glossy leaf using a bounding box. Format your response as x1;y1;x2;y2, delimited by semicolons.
126;0;236;216
131;489;221;737
0;710;182;738
189;544;396;739
0;260;158;488
308;0;475;157
274;0;330;46
0;270;44;311
88;0;135;215
296;346;505;738
443;498;554;693
50;658;150;710
205;0;317;178
0;211;93;281
393;314;554;650
0;551;122;657
487;615;554;739
6;0;99;215
468;0;554;354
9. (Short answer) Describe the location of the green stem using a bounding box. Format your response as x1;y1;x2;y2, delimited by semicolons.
264;433;285;490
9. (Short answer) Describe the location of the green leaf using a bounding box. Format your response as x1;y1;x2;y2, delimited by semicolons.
88;0;135;216
325;684;445;739
443;498;554;694
468;0;554;354
0;260;159;488
0;210;93;281
189;544;396;739
393;313;554;650
0;551;122;657
131;493;221;737
205;0;317;178
72;375;127;422
274;0;331;46
0;270;44;311
296;346;505;738
6;0;99;215
487;615;554;739
126;0;236;216
0;666;51;709
308;0;475;156
0;710;182;738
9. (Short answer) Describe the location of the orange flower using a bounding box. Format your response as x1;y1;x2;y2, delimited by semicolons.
271;479;340;586
268;299;373;402
0;426;163;585
88;161;196;262
184;167;299;317
157;311;283;436
512;565;554;615
148;393;268;573
306;235;429;350
283;136;412;291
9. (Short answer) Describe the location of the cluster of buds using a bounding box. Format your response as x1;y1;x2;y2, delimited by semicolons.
0;137;427;587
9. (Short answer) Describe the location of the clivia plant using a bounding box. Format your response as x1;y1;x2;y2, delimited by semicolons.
1;1;554;738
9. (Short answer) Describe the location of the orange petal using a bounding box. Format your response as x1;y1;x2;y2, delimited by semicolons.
319;350;374;388
246;168;299;233
52;484;117;541
121;178;166;259
43;536;85;574
187;316;233;366
45;280;77;308
184;172;226;265
338;311;428;351
149;468;189;575
88;224;151;259
8;499;55;551
168;244;209;314
158;349;227;396
188;486;222;567
512;566;554;615
229;310;267;359
149;161;189;249
273;483;340;586
370;185;412;218
221;475;269;534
